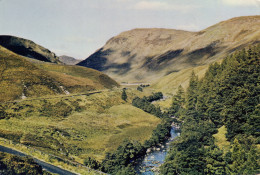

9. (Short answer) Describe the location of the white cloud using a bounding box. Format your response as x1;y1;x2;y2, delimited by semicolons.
221;0;259;6
133;1;198;12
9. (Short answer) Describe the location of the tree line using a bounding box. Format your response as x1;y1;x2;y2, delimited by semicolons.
161;44;260;175
132;92;165;118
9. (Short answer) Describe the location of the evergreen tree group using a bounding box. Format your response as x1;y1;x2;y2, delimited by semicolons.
161;45;260;175
132;92;164;118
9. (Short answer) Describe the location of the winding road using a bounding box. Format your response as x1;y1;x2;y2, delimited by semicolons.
0;145;77;175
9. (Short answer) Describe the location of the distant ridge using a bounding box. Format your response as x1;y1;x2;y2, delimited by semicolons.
77;16;260;83
59;55;81;65
0;35;60;63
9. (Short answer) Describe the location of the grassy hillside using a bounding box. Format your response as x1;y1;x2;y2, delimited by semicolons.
0;89;160;162
36;62;118;91
78;16;260;83
0;35;60;63
0;46;118;102
151;64;210;95
0;46;63;102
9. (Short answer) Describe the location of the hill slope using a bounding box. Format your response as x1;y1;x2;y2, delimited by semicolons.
77;16;260;83
0;46;118;102
59;55;81;65
0;35;60;63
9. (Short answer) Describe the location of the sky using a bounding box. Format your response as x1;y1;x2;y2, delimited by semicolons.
0;0;259;59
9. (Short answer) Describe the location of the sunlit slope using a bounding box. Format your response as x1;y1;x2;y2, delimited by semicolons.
0;46;63;101
151;64;210;95
78;16;260;83
0;46;118;102
35;62;119;91
0;90;160;162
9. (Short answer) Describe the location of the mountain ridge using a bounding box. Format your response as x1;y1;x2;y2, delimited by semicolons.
59;55;81;65
0;35;60;63
77;15;260;83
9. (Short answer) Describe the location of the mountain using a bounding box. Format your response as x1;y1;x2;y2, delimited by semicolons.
59;55;81;65
0;35;60;63
77;16;260;83
0;45;118;102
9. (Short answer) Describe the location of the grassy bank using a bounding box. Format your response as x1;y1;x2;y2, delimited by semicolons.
0;89;160;164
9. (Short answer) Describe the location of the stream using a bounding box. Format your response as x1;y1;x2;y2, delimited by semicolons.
136;126;179;175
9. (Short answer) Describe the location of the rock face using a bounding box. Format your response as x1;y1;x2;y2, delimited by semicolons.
59;55;81;65
0;35;60;63
78;16;260;83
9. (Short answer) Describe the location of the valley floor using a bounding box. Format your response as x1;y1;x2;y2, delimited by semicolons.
0;88;160;174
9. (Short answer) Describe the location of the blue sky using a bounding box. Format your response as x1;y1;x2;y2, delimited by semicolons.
0;0;259;59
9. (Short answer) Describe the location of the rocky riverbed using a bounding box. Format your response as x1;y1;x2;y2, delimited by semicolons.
136;126;180;175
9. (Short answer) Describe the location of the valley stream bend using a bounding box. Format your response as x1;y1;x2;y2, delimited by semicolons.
136;126;179;175
0;126;179;175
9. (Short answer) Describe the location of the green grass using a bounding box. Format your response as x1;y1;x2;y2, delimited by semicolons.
213;126;231;153
0;89;160;163
0;46;118;102
149;62;223;110
36;62;119;90
151;65;210;95
0;138;99;175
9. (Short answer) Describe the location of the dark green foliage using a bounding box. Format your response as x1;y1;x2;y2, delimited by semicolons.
215;46;259;140
161;119;217;175
0;152;44;175
101;139;142;174
70;100;84;112
99;119;172;174
137;86;143;92
168;85;185;119
84;157;101;169
121;89;127;101
0;104;20;119
0;130;23;142
204;145;226;175
132;92;164;118
146;92;163;102
140;84;150;88
40;100;73;118
161;45;260;175
115;165;136;175
143;119;172;148
223;138;259;175
185;71;200;122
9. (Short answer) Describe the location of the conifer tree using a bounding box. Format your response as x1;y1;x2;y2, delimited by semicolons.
229;139;245;174
185;71;199;121
243;146;259;174
121;89;127;101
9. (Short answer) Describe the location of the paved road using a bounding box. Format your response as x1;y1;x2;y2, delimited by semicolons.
0;145;77;175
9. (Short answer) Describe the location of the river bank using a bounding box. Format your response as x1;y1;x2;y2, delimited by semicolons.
135;126;180;174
